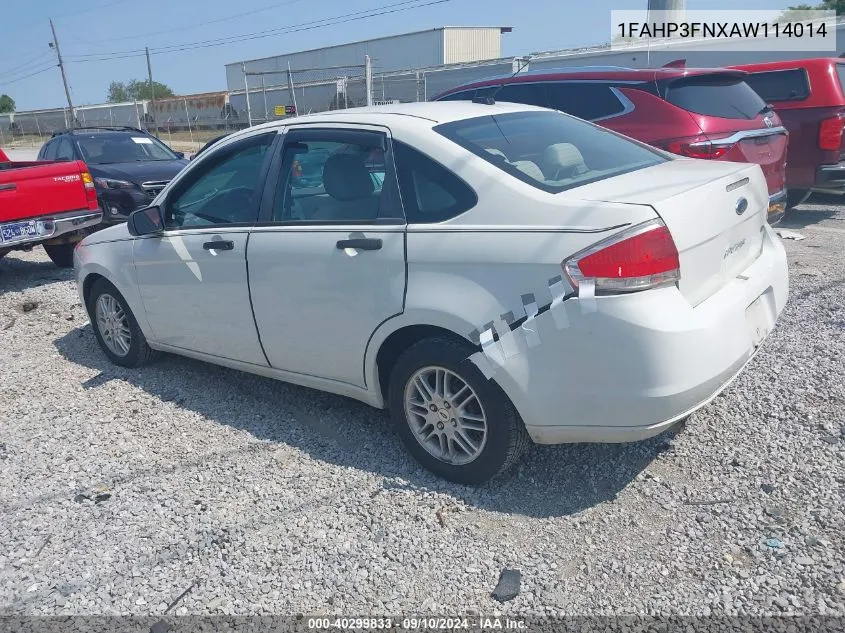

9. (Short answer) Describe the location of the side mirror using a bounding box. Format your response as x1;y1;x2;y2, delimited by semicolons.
128;205;165;236
174;151;185;159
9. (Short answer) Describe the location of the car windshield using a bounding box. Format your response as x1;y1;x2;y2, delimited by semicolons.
74;133;179;164
434;110;666;193
665;74;766;120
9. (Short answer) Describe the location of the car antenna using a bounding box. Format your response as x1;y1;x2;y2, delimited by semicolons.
472;56;532;105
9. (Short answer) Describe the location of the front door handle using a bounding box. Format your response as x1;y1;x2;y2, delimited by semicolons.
336;238;382;251
0;183;16;192
203;240;234;251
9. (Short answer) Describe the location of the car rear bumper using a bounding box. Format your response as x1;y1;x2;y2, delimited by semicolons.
814;162;845;193
0;209;103;248
488;223;789;445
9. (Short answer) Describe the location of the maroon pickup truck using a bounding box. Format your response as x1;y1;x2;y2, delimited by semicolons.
0;148;102;267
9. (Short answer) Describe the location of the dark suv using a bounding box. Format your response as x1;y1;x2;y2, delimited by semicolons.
435;67;789;224
38;127;188;225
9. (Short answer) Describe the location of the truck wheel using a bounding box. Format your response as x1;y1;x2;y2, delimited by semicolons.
43;243;75;268
786;189;810;212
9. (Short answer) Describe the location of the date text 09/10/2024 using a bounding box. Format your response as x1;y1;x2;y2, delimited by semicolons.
307;617;527;630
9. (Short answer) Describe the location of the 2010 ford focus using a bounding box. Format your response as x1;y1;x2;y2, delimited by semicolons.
74;101;789;484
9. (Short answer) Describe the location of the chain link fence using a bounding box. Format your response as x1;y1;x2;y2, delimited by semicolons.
1;54;528;150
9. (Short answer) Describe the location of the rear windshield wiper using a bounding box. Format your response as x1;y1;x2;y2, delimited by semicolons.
758;103;774;116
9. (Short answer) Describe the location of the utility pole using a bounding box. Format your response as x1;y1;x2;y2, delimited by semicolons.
145;47;157;134
242;63;252;126
49;19;75;128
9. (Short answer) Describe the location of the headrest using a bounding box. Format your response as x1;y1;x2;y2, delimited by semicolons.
510;160;544;182
322;153;375;201
542;143;586;172
485;148;507;160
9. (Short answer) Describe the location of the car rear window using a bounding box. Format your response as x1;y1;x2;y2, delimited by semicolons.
665;75;766;120
434;110;666;194
744;69;810;102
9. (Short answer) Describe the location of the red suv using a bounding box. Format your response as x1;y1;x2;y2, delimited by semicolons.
435;67;788;223
734;58;845;209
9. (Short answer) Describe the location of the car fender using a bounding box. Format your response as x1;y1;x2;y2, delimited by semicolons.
75;240;154;340
364;268;533;409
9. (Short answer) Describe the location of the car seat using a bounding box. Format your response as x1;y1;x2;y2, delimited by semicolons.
311;153;380;221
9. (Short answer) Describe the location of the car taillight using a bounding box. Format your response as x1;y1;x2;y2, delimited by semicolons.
563;220;681;294
818;114;845;151
81;171;98;209
664;134;734;160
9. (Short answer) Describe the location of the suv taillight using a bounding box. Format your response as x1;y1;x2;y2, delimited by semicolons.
563;220;681;294
819;114;845;151
664;134;735;160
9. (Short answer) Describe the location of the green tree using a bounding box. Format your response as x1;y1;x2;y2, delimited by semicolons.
0;94;14;113
107;79;175;103
787;0;845;12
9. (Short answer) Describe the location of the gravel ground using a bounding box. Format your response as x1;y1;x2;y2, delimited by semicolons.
0;202;843;620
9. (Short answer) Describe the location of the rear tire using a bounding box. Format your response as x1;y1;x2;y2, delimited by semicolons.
388;336;530;484
43;243;75;268
87;278;160;368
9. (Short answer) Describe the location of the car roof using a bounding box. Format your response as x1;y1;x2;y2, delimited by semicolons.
54;127;149;137
435;66;746;97
240;100;550;135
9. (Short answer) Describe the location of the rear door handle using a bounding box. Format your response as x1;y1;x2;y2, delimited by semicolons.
0;183;16;191
203;240;234;251
336;238;382;251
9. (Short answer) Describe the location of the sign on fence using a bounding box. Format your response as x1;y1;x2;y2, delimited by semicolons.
274;105;297;116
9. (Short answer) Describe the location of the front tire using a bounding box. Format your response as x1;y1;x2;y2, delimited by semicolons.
87;278;159;368
388;336;530;484
43;243;76;268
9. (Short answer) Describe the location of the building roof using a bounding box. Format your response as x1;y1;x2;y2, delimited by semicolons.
226;26;512;67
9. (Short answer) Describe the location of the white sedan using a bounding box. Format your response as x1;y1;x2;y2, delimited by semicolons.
74;101;788;484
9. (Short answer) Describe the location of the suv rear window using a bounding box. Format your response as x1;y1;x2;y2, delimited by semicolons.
665;75;766;120
744;69;810;102
434;111;666;194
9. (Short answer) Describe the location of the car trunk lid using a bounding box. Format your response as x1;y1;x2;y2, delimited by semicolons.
573;159;768;307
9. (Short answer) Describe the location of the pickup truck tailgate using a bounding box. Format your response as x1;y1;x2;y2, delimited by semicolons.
0;160;92;222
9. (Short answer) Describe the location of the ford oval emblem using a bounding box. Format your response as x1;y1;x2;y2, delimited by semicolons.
735;197;749;215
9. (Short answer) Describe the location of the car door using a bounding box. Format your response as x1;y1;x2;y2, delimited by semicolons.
132;131;278;365
247;126;406;388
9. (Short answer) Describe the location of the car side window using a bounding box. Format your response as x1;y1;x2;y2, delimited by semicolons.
495;83;549;108
272;131;388;223
55;138;75;161
744;69;810;102
546;83;626;120
165;133;274;229
41;140;58;161
437;90;472;101
392;141;477;223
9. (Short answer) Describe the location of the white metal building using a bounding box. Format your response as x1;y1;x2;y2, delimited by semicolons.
224;26;511;92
